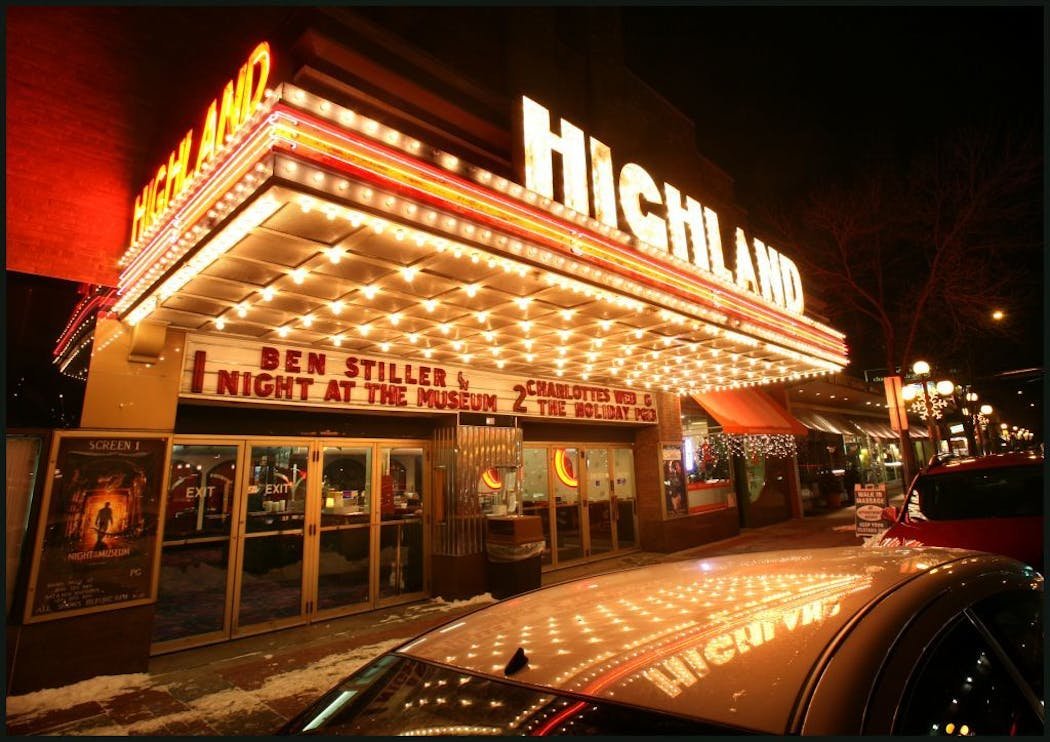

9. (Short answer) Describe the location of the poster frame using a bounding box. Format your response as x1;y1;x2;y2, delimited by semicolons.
22;430;172;624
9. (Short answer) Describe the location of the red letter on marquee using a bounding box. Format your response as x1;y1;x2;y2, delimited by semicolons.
260;346;279;370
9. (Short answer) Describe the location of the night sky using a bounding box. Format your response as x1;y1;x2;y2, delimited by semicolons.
5;6;1044;432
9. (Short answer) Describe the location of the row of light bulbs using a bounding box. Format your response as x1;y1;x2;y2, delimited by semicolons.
200;204;832;390
115;87;846;374
115;89;845;394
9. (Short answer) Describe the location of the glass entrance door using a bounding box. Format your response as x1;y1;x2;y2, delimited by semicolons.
153;442;241;649
612;447;638;550
378;447;426;602
236;442;310;633
551;447;584;562
317;445;373;613
584;448;614;557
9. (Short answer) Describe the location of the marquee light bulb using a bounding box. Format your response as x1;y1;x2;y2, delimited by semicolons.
515;297;532;311
599;319;612;331
332;334;343;347
402;266;418;282
464;284;479;297
359;324;371;336
380;342;391;352
236;303;248;317
520;320;533;333
277;326;290;338
261;287;276;301
327;247;343;264
438;323;451;335
422;299;438;312
302;315;313;327
291;268;307;284
475;311;489;323
407;333;419;344
362;285;379;299
214;317;226;330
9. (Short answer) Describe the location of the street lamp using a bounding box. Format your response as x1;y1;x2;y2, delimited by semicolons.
902;360;954;453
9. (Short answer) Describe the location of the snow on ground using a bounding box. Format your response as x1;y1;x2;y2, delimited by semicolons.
6;595;496;735
375;592;494;624
5;673;153;721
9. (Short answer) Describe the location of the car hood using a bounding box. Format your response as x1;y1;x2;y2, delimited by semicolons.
399;546;971;734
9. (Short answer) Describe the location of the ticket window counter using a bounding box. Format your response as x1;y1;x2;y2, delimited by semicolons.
519;444;637;570
151;437;428;654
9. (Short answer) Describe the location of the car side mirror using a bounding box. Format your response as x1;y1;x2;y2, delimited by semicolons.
881;505;899;523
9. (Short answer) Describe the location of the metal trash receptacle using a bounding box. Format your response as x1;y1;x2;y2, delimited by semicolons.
485;515;544;599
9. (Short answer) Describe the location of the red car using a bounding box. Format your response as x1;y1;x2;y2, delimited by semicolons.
880;452;1044;570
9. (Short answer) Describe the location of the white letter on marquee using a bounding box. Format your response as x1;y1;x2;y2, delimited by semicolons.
664;183;709;269
521;96;589;216
619;163;667;249
589;137;618;229
734;228;760;295
780;255;805;314
704;207;733;283
753;238;786;307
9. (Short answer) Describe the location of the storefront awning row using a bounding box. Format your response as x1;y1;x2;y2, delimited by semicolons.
790;408;927;440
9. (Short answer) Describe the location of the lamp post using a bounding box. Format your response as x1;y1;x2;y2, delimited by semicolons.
902;360;955;457
977;403;993;455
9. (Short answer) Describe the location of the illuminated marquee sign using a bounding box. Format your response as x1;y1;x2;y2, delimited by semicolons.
522;96;805;314
128;42;271;247
180;335;658;424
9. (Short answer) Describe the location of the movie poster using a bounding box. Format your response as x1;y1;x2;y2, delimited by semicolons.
662;444;688;517
27;435;168;621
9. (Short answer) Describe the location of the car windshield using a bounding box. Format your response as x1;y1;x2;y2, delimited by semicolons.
284;653;746;736
913;465;1042;521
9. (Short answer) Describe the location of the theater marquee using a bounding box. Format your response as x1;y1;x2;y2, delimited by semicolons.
181;335;658;423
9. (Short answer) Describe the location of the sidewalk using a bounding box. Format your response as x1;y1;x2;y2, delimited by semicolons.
5;504;881;736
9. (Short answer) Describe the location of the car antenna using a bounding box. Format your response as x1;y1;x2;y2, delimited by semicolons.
504;647;529;676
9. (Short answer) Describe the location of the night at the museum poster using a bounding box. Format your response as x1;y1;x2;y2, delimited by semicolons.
28;436;167;620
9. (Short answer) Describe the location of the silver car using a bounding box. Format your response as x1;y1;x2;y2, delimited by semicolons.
282;547;1043;735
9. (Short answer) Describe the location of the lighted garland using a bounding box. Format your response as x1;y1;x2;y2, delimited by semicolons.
719;433;799;459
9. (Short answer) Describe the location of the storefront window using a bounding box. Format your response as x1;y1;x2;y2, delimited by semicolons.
680;418;734;515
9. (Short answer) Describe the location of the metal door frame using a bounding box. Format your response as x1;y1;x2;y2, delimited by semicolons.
151;435;430;653
526;442;638;571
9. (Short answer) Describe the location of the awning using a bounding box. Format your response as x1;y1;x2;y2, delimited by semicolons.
691;390;809;436
791;409;854;436
792;408;927;440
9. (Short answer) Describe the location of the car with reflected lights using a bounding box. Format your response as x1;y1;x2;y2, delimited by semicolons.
879;453;1043;571
281;547;1043;735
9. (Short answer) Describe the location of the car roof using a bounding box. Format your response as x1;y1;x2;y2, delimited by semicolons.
922;452;1043;475
398;546;983;734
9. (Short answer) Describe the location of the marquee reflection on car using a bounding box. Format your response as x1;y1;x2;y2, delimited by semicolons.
281;547;1044;736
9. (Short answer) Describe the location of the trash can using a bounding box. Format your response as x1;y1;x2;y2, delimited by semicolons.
485;515;544;599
